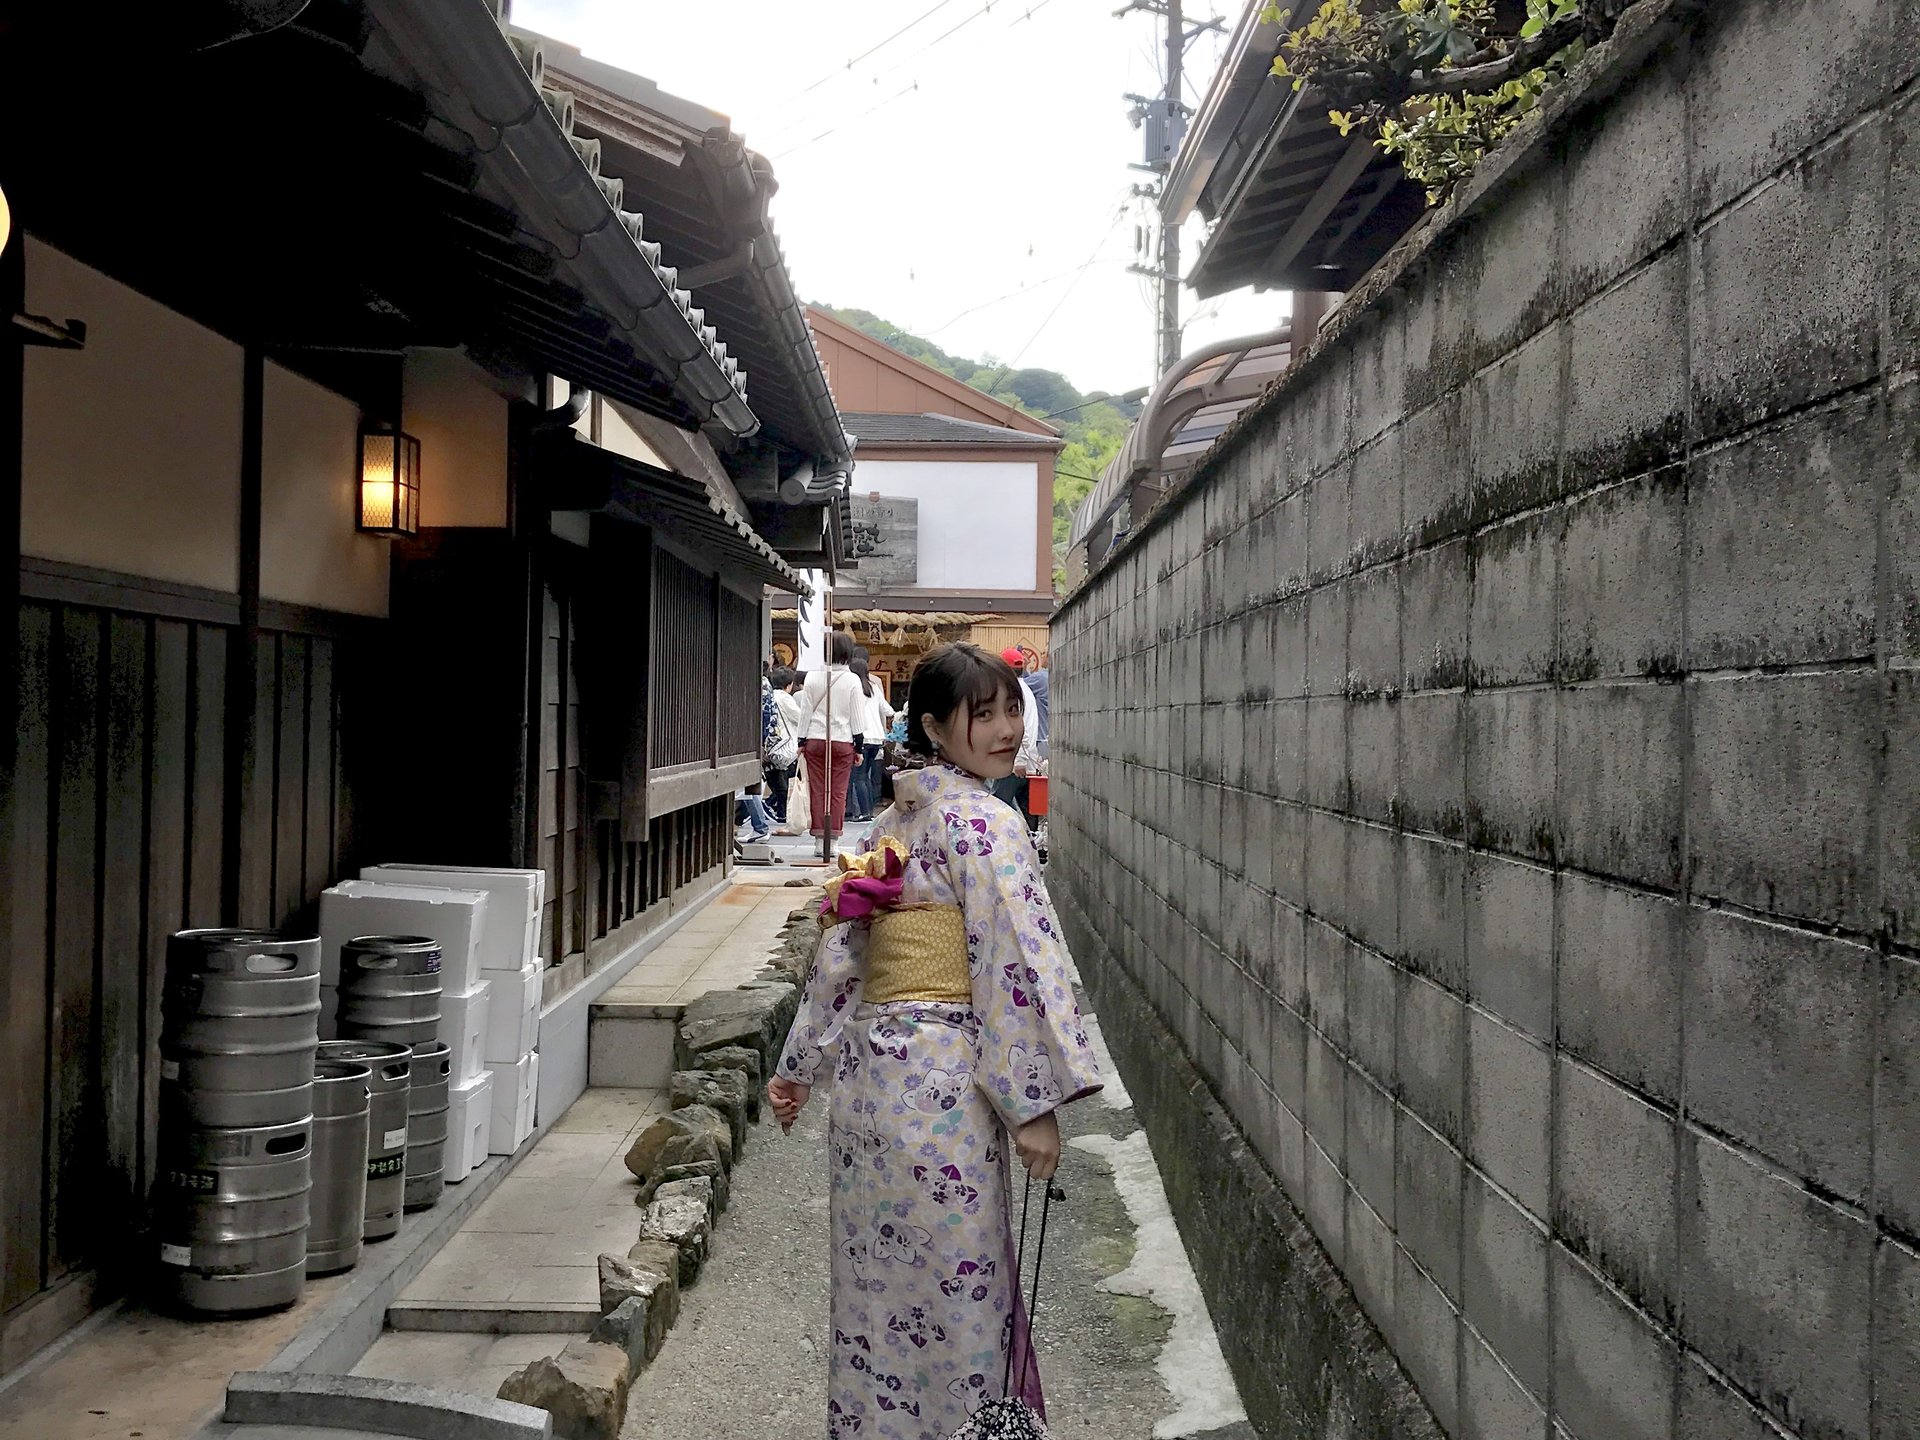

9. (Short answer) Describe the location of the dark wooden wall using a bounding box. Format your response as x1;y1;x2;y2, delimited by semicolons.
539;534;734;966
0;579;364;1359
376;528;534;874
539;554;587;964
649;548;718;770
717;584;762;761
588;796;730;950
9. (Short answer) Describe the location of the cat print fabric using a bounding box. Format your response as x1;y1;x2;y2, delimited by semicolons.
777;762;1101;1440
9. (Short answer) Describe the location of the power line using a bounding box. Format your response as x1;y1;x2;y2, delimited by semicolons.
772;0;965;109
770;82;920;159
921;255;1129;338
1040;386;1148;419
759;0;1061;147
972;207;1130;393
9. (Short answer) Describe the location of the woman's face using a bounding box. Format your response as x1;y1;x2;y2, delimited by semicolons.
923;684;1023;779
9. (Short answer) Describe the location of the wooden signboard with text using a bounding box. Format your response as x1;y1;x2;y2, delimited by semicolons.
847;494;917;591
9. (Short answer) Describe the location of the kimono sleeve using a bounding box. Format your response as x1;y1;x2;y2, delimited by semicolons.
775;919;867;1087
949;800;1102;1129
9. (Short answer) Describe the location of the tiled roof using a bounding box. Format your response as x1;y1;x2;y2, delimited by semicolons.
363;1;755;438
842;412;1062;447
541;42;854;472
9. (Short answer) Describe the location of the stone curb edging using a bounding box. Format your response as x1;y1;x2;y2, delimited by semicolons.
224;1371;552;1440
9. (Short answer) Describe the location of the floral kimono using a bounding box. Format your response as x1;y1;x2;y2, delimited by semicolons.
777;762;1102;1440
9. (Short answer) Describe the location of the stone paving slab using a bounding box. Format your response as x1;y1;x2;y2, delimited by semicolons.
386;1301;599;1335
379;1091;668;1316
222;1370;551;1439
595;885;805;1011
352;1333;575;1413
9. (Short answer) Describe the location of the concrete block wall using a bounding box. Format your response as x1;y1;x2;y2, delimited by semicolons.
1050;3;1920;1437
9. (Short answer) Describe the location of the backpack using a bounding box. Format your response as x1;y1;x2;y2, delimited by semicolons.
763;686;798;770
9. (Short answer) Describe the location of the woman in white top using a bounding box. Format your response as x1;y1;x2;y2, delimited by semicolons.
847;652;895;821
795;632;867;838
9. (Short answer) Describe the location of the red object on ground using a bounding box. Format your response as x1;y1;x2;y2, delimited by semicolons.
1026;774;1049;815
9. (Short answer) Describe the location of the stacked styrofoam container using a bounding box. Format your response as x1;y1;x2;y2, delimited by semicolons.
316;880;489;1048
320;878;496;1181
362;866;544;1161
445;1069;491;1182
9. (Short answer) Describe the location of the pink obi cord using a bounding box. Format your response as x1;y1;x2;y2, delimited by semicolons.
821;842;908;921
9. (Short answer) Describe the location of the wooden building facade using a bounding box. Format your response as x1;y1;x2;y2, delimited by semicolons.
0;1;849;1371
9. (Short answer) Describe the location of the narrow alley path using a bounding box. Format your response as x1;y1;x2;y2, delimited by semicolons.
623;983;1255;1440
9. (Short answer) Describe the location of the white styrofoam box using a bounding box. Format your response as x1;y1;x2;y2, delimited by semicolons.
319;880;490;993
485;961;541;1064
318;983;338;1041
486;1052;537;1155
361;866;542;972
440;980;491;1083
446;1069;494;1183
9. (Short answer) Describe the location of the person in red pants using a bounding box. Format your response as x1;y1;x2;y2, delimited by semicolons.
796;632;866;839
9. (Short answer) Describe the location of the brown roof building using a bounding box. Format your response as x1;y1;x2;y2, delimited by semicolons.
808;307;1060;615
770;309;1064;685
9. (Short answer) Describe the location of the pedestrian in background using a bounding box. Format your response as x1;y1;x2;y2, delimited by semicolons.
765;665;801;829
734;787;774;844
848;649;894;823
1026;649;1050;761
989;645;1041;827
845;652;876;822
796;633;865;839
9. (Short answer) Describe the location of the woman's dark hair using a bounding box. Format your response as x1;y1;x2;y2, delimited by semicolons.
851;654;874;698
829;632;855;665
769;664;796;691
905;643;1021;757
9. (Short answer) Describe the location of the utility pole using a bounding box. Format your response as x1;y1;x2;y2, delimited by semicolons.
1120;1;1222;378
1159;0;1183;377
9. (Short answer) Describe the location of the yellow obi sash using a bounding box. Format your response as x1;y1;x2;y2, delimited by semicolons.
863;905;971;1005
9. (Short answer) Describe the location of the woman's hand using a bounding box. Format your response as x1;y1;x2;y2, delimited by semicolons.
1014;1111;1061;1180
767;1077;810;1134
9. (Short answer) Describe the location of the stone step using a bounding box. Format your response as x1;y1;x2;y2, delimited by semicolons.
384;1299;601;1334
584;1001;677;1090
222;1372;549;1439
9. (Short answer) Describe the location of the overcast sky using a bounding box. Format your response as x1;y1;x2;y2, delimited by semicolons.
512;0;1284;397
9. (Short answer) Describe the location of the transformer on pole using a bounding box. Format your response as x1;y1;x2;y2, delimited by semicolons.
1119;0;1222;377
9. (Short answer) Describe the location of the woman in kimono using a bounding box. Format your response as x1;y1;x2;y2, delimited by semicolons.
769;643;1102;1440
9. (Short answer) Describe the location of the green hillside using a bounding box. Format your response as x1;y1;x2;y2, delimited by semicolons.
813;304;1139;590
